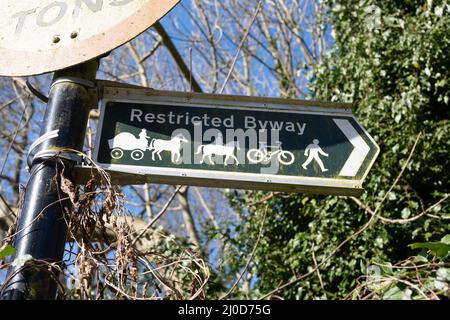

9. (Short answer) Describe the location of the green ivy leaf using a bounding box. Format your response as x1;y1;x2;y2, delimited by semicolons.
412;255;428;264
440;235;450;245
383;285;408;300
0;244;16;259
410;242;450;258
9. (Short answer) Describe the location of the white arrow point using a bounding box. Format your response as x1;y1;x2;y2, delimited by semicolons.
333;119;370;177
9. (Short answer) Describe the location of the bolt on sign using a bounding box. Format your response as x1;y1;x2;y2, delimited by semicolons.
89;86;380;196
0;0;180;76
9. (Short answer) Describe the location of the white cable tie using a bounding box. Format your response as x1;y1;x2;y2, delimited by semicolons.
27;130;59;168
28;129;59;156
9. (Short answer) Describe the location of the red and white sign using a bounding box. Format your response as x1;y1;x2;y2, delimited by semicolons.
0;0;180;76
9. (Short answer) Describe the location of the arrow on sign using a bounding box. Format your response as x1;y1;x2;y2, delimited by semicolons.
333;118;371;177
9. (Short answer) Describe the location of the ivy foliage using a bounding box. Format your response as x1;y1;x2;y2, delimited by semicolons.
227;0;450;299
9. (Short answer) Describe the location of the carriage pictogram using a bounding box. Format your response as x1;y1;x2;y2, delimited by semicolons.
108;130;188;163
108;132;148;161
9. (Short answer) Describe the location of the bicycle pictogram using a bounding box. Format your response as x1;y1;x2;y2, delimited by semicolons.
247;141;295;165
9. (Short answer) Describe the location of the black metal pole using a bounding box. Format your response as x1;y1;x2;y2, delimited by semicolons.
1;60;99;300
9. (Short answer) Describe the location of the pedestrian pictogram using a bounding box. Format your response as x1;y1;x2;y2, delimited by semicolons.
302;139;329;172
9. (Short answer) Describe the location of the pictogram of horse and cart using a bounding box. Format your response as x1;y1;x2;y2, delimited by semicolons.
108;130;188;162
107;129;296;166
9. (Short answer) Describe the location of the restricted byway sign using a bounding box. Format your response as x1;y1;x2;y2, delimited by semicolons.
87;86;380;196
0;0;179;76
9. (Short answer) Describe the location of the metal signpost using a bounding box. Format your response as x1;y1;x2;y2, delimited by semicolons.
1;61;99;300
85;86;379;196
0;0;180;300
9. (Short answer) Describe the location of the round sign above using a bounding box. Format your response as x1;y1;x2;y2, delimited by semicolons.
0;0;180;76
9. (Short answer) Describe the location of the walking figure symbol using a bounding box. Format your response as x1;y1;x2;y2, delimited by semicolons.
302;139;329;172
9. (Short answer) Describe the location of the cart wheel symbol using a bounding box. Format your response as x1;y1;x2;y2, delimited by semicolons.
111;148;124;160
131;149;144;161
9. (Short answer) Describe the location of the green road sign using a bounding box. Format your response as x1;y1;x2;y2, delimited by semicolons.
88;86;380;196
